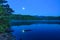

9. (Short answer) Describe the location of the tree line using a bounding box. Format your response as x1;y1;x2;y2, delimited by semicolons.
0;0;14;33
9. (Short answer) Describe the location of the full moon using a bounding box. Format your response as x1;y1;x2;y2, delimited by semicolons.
22;7;25;10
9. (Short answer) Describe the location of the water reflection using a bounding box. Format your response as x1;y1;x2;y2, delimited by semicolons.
11;20;60;40
11;24;60;40
22;30;32;33
11;20;60;26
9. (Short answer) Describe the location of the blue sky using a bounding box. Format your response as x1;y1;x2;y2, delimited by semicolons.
7;0;60;16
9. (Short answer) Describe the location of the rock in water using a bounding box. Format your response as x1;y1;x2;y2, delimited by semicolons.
22;29;32;32
0;33;16;40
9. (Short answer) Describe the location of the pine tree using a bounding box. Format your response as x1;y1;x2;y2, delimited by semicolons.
0;0;14;33
0;0;7;4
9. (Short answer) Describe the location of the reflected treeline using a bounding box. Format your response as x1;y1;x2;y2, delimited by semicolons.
11;20;60;26
10;14;60;26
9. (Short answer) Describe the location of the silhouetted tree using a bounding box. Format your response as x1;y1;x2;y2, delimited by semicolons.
0;0;14;32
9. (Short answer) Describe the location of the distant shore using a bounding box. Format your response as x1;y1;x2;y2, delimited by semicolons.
11;14;60;20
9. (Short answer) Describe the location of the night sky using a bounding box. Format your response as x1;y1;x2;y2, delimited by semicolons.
7;0;60;16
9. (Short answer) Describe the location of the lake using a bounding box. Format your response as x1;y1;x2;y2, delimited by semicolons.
11;20;60;40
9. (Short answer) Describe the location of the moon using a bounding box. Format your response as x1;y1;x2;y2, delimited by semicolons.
22;7;25;10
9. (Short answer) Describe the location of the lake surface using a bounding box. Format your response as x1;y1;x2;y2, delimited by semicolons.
11;20;60;26
11;20;60;40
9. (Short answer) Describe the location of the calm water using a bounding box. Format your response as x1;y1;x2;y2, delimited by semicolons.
11;23;60;40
